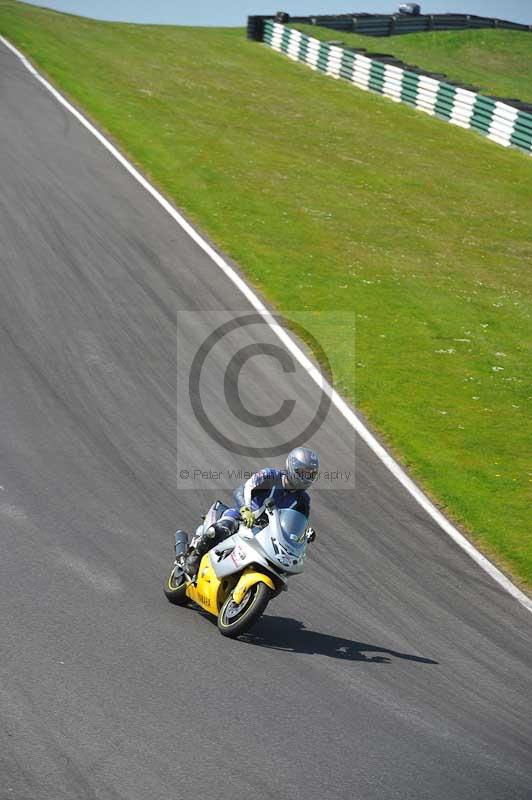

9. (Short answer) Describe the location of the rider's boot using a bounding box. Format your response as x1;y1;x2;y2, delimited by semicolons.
183;528;213;579
183;519;238;580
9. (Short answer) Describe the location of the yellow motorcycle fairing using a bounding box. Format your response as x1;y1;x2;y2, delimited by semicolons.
185;554;230;616
231;567;276;605
185;557;276;616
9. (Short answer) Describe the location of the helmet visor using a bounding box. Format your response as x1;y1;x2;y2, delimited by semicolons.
294;466;318;484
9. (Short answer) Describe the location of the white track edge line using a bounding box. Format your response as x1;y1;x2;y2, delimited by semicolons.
3;35;531;615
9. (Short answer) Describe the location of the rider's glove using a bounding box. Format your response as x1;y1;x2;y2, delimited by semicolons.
306;527;316;543
239;506;255;528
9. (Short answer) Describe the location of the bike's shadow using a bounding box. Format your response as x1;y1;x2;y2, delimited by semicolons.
240;615;438;664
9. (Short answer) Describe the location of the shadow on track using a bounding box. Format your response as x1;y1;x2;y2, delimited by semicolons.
240;616;438;664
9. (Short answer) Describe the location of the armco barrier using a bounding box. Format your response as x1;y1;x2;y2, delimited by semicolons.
248;12;532;38
257;20;532;156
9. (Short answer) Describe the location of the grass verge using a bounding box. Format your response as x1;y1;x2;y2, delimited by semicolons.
294;23;532;104
1;1;531;589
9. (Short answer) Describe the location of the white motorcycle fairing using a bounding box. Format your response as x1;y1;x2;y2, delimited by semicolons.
204;504;309;585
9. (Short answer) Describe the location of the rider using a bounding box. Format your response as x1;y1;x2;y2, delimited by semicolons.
183;446;319;578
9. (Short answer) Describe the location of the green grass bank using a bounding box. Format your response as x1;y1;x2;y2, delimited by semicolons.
294;23;532;104
1;1;531;589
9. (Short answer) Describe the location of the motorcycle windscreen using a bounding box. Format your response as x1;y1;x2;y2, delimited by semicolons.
278;509;308;550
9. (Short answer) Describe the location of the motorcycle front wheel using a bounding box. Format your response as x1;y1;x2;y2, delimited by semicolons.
217;582;272;638
163;564;188;605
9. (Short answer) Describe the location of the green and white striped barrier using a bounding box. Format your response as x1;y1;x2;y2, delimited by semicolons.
262;20;532;156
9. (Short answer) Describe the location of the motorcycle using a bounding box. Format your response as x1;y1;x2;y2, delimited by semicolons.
163;498;315;638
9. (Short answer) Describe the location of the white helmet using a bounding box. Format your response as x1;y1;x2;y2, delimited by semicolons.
285;447;319;491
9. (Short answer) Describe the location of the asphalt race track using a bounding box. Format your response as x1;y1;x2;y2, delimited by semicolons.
1;42;531;800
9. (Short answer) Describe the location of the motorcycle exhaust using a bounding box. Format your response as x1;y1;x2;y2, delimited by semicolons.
174;530;189;559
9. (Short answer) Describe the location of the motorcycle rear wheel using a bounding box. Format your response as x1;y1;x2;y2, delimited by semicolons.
163;564;188;605
217;582;272;638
